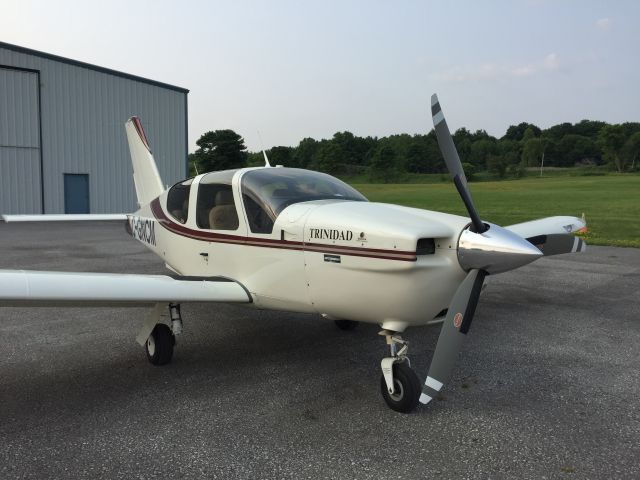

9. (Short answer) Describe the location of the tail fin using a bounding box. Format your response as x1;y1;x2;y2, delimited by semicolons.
125;117;164;206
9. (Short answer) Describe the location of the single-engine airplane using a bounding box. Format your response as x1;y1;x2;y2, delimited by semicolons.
0;95;586;413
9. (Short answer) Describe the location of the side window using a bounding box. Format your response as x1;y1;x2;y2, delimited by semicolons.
196;184;239;230
167;179;192;224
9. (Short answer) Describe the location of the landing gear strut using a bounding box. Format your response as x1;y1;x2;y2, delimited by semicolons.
379;331;421;413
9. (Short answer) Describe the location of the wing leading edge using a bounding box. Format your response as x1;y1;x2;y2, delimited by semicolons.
0;270;251;307
506;216;586;238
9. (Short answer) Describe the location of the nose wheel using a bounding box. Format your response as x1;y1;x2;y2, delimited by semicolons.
379;331;421;413
380;361;421;413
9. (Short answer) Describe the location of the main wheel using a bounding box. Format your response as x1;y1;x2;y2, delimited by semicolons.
334;319;359;331
380;361;421;413
145;324;175;365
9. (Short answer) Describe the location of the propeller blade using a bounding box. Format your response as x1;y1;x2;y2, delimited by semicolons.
526;233;587;256
431;94;486;233
420;268;486;405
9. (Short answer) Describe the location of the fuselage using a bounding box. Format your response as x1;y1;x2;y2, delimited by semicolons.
128;167;470;332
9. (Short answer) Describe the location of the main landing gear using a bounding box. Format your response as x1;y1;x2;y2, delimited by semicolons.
146;324;175;365
138;303;182;366
379;331;421;413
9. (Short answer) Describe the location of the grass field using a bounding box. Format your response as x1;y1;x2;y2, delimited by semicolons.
352;175;640;248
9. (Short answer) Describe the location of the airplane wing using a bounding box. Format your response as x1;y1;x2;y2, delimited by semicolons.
0;270;251;307
1;214;127;222
506;216;587;256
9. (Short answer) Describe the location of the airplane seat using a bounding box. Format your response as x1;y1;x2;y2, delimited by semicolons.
171;199;189;224
209;189;239;230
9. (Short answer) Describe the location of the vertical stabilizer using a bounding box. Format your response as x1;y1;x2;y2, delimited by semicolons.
125;117;164;206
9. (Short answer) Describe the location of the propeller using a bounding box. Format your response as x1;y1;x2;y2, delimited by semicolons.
526;233;587;256
431;95;486;234
419;94;542;405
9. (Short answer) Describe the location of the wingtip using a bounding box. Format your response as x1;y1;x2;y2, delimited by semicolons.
431;93;439;105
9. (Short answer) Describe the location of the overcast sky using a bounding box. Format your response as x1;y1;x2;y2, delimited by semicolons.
2;0;639;151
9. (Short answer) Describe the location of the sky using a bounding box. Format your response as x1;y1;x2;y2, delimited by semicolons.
2;0;639;152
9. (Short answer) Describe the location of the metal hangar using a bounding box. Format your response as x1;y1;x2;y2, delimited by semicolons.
0;41;188;214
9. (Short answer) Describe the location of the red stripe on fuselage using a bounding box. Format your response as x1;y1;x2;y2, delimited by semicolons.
150;198;417;262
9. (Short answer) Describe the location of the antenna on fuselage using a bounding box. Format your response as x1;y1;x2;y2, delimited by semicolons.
257;130;272;167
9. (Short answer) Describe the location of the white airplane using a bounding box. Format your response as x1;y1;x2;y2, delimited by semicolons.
0;95;586;413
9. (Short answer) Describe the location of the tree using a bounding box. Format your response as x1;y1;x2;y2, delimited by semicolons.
598;125;626;172
555;135;599;166
369;144;398;182
332;131;359;165
187;153;199;176
246;151;264;167
468;138;498;170
543;122;573;141
522;136;544;167
497;138;521;166
453;127;473;161
313;142;342;174
266;146;293;167
487;154;507;178
504;122;541;141
292;137;319;168
406;141;429;173
623;131;640;171
573;119;606;138
193;130;247;172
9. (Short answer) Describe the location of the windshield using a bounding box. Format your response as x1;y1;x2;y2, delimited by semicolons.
241;168;367;234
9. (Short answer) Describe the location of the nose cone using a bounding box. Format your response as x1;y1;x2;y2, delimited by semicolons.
458;223;543;274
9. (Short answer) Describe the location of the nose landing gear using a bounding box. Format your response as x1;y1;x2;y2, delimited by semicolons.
379;331;421;413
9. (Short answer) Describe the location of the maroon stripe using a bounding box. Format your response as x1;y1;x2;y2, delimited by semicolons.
150;199;416;262
132;117;152;152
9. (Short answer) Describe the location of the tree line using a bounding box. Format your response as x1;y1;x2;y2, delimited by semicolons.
189;119;640;180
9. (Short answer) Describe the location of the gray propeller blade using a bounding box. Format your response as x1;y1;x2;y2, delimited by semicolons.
526;233;587;256
431;94;486;233
419;268;486;405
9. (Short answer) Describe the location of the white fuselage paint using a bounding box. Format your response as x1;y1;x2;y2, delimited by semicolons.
130;168;470;332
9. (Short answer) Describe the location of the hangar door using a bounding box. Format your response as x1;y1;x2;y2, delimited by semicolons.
0;67;42;214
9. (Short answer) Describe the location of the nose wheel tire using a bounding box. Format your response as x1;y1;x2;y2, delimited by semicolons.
334;319;359;331
145;324;175;365
380;361;421;413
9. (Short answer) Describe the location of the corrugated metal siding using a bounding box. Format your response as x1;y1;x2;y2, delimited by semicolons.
0;68;39;147
0;67;42;214
0;148;41;214
0;46;187;214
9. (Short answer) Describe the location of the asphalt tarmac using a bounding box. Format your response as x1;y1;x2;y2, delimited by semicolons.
0;221;638;479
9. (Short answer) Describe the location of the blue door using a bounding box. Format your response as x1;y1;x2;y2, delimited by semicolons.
64;174;90;214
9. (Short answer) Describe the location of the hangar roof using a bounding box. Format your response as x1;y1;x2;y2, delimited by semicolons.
0;41;189;94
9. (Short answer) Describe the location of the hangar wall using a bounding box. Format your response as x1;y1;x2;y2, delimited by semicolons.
0;42;188;214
